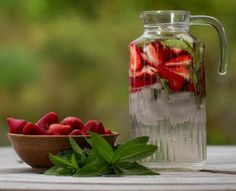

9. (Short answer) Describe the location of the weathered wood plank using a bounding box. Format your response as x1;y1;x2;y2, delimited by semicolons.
0;146;235;191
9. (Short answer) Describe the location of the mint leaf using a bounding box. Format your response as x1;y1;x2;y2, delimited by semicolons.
49;153;74;169
44;166;74;176
73;160;108;177
70;153;79;169
69;137;84;156
114;144;157;162
45;134;160;177
113;136;149;162
87;133;114;163
44;166;61;175
120;162;159;175
69;137;86;162
118;136;149;147
56;149;73;160
163;39;193;55
84;150;97;165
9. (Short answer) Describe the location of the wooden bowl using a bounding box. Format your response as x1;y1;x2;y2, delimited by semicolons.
8;132;119;168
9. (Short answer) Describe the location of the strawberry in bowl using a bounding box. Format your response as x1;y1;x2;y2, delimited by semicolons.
6;112;119;168
7;112;114;136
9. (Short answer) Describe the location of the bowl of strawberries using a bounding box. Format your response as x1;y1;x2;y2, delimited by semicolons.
7;112;119;168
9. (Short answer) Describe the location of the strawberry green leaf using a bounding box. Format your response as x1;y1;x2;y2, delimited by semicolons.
87;133;114;163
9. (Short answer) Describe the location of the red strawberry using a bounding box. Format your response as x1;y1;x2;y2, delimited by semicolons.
187;82;195;92
165;55;193;67
69;129;83;135
48;124;72;135
22;123;47;135
143;41;164;67
157;65;186;92
36;112;59;130
105;129;112;134
83;120;105;134
130;65;157;89
168;66;190;80
129;43;143;72
61;117;83;130
6;118;27;134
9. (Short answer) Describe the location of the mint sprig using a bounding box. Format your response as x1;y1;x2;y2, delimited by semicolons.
44;134;159;176
162;39;193;55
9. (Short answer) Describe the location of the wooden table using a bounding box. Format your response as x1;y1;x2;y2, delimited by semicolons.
0;146;235;191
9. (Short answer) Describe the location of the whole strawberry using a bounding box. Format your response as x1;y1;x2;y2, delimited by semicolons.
48;124;72;135
7;118;27;134
105;128;112;134
61;116;83;130
83;120;105;135
22;123;47;135
69;129;83;135
36;112;59;130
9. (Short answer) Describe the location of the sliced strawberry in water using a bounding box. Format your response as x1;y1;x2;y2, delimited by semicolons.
7;118;27;134
164;47;189;61
130;65;157;89
22;123;47;135
165;55;193;67
157;65;186;92
36;112;59;130
187;82;196;92
129;43;143;72
143;41;164;68
168;66;190;80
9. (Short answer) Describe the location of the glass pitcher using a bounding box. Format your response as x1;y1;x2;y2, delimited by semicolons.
129;10;228;170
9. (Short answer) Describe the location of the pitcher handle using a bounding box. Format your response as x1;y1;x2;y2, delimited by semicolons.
190;15;228;75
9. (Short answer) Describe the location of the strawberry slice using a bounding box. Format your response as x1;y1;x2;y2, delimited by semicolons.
143;41;164;67
7;118;27;134
130;65;157;89
83;120;105;135
69;129;83;135
129;43;143;72
187;82;195;92
61;116;83;130
157;65;186;92
168;66;190;80
36;112;59;130
48;124;72;135
22;123;47;135
165;55;193;67
164;47;189;61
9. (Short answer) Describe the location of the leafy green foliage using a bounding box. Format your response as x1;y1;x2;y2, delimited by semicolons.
44;134;159;177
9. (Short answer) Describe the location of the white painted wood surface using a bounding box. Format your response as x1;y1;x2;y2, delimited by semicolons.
0;146;235;191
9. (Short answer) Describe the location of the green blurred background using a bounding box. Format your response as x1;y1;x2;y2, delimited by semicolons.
0;0;235;145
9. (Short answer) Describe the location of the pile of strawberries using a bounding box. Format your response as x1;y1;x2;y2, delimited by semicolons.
129;40;195;92
6;112;112;135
